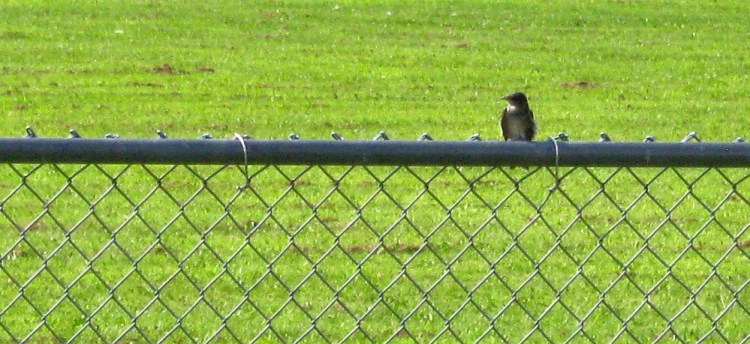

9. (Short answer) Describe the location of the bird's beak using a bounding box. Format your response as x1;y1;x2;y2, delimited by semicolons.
501;95;509;101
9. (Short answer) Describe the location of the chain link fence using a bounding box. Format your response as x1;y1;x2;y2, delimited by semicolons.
0;133;748;343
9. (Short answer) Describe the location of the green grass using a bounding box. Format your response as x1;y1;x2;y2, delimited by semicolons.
1;0;748;140
0;0;748;342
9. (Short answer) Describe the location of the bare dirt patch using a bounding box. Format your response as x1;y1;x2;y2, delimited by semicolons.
441;42;471;49
152;63;188;75
128;82;164;88
561;81;596;89
0;31;27;39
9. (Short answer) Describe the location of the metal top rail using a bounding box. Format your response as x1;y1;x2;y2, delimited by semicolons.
0;127;747;167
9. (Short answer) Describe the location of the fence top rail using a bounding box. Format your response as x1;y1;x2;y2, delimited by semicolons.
0;137;748;167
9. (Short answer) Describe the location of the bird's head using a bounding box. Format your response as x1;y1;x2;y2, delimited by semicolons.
502;92;529;106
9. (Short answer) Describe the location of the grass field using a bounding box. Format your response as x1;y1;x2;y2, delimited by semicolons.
0;0;748;342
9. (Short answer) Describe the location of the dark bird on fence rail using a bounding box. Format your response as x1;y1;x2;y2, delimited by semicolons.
500;92;537;141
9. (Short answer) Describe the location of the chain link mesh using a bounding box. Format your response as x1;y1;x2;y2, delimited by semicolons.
0;163;747;343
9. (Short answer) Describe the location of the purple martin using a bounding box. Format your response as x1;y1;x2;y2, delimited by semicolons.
500;92;537;141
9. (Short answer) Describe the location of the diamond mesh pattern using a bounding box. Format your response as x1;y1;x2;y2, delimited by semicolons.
0;163;747;343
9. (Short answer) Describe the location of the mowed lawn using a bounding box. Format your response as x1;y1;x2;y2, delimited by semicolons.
0;1;748;342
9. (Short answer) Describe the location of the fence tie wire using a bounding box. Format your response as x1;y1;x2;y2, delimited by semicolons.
549;136;561;192
233;133;249;185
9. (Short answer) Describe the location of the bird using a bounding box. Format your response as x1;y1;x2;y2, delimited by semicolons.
500;92;537;141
